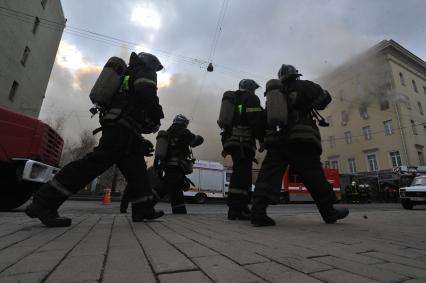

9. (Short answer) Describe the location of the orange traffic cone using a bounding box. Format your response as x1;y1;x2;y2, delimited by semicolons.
102;189;111;205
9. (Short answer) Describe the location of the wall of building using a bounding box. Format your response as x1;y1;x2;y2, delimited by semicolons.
319;40;426;174
0;0;65;117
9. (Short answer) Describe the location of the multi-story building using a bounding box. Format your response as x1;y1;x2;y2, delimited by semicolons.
0;0;65;117
319;40;426;176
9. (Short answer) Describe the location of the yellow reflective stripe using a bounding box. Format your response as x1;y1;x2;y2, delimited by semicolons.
246;107;262;112
238;104;243;114
134;77;156;87
122;75;130;91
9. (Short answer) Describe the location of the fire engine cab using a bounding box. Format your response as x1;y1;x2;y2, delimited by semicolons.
281;167;341;203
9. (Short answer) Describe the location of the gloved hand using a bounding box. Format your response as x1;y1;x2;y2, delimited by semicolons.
221;150;227;158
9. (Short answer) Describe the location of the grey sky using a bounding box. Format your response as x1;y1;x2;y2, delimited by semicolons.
39;0;426;163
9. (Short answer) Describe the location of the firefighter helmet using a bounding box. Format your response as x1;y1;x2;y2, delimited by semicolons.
238;79;260;92
137;52;164;71
173;114;189;127
277;64;302;81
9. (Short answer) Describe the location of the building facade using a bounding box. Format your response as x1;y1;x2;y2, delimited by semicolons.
319;40;426;176
0;0;65;117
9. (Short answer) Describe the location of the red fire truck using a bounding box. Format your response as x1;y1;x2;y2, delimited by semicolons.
281;167;341;203
0;107;63;210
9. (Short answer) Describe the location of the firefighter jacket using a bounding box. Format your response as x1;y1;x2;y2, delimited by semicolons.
222;90;264;153
102;62;164;134
166;123;204;174
265;79;331;153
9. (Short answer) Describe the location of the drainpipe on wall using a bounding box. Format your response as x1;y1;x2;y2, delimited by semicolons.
395;103;410;165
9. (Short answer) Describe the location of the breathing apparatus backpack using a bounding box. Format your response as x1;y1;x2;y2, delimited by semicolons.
217;91;236;129
155;130;169;162
89;57;127;115
265;79;288;131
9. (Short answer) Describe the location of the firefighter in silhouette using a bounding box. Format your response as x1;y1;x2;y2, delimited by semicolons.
25;52;165;227
152;114;204;214
218;79;264;220
251;65;349;226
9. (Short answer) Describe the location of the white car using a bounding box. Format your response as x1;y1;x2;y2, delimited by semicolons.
399;175;426;209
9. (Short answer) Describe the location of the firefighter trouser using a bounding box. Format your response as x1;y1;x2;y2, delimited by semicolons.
227;148;254;209
153;166;187;213
36;125;154;207
253;144;334;205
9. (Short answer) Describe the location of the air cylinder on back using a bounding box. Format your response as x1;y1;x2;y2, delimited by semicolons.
89;57;127;108
217;91;236;129
265;79;287;130
155;130;169;161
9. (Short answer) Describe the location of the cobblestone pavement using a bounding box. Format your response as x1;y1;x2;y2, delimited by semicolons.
0;201;425;282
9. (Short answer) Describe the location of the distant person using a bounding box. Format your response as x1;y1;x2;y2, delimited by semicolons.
251;65;349;226
218;79;264;220
152;114;204;214
26;52;165;227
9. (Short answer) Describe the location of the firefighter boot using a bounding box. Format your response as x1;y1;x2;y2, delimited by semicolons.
25;183;71;227
131;199;164;222
120;199;129;214
251;197;276;226
228;205;251;220
316;193;349;224
172;204;187;214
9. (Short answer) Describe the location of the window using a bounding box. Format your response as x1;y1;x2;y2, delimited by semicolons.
367;153;379;172
329;136;336;148
326;116;333;127
389;151;402;167
411;120;417;135
330;159;339;170
418;102;424;116
341;110;349;125
359;105;368;119
348;158;357;174
324;160;330;168
384;120;394;135
363;126;372;140
8;81;19;102
21;46;30;66
344;131;352;144
380;99;390;110
412;80;418;93
41;0;48;8
418;151;425;166
399;72;405;86
32;17;40;34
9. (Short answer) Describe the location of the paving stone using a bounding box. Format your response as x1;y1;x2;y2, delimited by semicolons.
103;217;156;283
193;255;264;283
0;226;45;250
45;254;104;283
174;242;218;258
132;222;196;274
159;271;212;283
362;251;426;270
311;269;380;283
373;262;426;280
0;271;48;283
165;219;269;265
246;261;322;283
313;255;409;282
271;256;332;274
